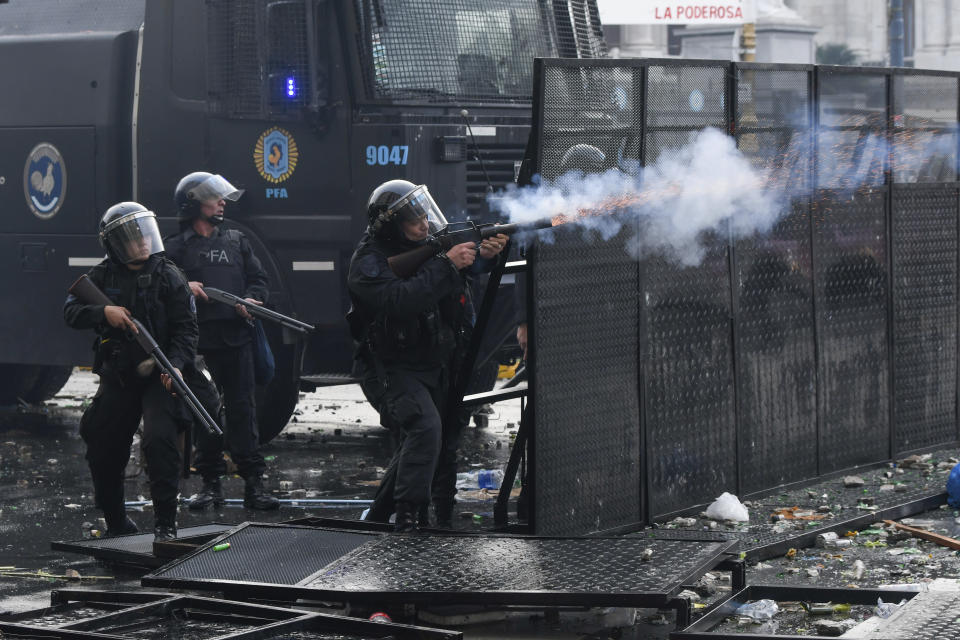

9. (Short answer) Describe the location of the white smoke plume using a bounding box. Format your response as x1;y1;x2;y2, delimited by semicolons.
490;126;909;265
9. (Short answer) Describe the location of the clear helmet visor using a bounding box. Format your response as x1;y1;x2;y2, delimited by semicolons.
102;212;165;264
389;185;448;235
186;174;244;204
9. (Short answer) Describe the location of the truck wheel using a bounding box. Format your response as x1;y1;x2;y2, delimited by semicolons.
22;366;74;404
255;334;302;445
0;365;40;405
0;364;71;406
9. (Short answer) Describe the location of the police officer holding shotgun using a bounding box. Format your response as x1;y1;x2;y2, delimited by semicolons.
164;171;279;511
347;179;507;531
64;201;198;540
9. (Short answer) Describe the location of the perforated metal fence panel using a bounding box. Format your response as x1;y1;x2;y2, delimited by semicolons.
527;58;960;535
642;60;736;518
146;525;737;609
152;524;376;586
889;73;960;454
734;65;817;494
891;186;959;452
531;224;641;536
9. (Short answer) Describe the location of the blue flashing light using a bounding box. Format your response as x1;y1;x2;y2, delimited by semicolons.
286;76;298;98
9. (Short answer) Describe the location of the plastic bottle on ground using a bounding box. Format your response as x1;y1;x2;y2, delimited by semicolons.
735;599;779;621
456;469;504;490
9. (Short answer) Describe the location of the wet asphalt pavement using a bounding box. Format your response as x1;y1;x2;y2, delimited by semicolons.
0;368;519;615
2;369;960;639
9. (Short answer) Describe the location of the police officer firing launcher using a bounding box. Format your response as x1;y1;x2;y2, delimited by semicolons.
164;172;279;511
64;202;198;541
347;180;507;532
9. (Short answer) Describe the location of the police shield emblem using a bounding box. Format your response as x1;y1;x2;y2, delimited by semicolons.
23;142;67;219
254;127;299;183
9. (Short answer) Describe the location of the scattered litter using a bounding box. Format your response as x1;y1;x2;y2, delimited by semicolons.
949;461;960;507
816;532;852;549
813;619;854;636
0;568;112;581
803;602;850;615
885;518;960;550
705;492;749;522
887;548;922;556
771;506;824;521
668;517;697;528
851;559;866;579
874;597;906;618
843;476;865;487
734;599;778;621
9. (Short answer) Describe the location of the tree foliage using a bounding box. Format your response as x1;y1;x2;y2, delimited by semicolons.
817;43;858;66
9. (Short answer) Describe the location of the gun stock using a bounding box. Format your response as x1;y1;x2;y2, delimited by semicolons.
68;275;223;436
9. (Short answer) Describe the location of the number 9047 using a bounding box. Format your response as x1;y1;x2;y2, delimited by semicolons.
366;145;409;166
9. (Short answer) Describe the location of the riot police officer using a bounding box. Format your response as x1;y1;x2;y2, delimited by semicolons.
164;172;279;510
347;179;507;531
64;202;198;540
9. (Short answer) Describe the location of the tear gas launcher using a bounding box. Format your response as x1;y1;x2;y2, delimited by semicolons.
68;274;223;436
202;287;315;334
387;219;553;278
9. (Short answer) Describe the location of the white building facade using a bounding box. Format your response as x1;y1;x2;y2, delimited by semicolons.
603;0;960;70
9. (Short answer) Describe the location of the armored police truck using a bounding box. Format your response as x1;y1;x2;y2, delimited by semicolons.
0;0;605;440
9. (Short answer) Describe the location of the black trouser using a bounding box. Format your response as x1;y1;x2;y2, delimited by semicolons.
194;344;265;481
361;368;451;519
79;373;181;527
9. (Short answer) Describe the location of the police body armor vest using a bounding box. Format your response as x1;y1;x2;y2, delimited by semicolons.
176;229;246;324
97;258;167;376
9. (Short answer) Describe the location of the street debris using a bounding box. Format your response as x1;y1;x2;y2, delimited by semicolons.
883;518;960;550
874;597;907;618
771;506;825;521
734;598;778;621
0;568;112;581
705;492;749;522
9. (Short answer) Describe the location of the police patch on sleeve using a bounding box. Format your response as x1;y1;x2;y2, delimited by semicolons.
189;294;197;314
358;254;382;278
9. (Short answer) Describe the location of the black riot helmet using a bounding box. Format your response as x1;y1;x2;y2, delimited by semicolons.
98;201;165;265
366;179;448;239
559;143;606;175
174;171;244;223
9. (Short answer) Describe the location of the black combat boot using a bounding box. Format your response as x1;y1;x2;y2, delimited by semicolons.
433;501;455;529
243;476;280;510
187;478;223;510
104;514;139;537
394;501;418;533
153;500;178;541
94;474;136;536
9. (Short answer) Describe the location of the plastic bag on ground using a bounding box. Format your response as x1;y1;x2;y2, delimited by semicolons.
735;599;779;621
706;492;750;522
947;462;960;508
874;597;906;618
